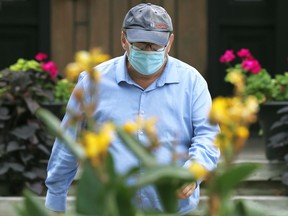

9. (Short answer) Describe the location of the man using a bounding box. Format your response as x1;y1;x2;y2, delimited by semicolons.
45;3;220;215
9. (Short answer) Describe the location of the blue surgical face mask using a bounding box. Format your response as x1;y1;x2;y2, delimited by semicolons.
128;44;166;76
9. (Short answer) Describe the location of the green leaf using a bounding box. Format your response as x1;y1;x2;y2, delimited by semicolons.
17;190;52;216
135;165;194;187
116;127;157;167
35;108;85;160
115;183;136;216
107;153;136;216
134;165;195;213
6;141;25;152
214;163;260;197
76;160;109;215
156;182;178;213
10;125;36;140
106;153;117;180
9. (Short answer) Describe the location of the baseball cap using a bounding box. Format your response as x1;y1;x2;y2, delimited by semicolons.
122;3;173;46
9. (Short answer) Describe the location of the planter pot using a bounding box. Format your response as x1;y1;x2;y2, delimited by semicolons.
258;101;288;161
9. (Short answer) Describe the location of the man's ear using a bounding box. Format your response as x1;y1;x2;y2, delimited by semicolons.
166;33;174;53
121;31;127;50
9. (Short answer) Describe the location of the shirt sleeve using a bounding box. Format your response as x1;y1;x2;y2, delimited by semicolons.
45;74;87;212
45;133;78;212
184;77;220;177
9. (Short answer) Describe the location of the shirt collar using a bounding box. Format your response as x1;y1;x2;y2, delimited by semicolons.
156;56;180;87
115;52;131;84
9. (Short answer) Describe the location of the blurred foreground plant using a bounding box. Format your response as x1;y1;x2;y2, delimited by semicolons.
65;47;111;83
17;48;270;216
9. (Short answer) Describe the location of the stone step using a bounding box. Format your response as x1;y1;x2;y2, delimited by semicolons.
197;196;288;216
199;159;288;196
1;196;288;216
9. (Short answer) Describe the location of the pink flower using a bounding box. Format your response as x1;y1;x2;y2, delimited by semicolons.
219;50;235;63
41;61;58;79
35;52;48;61
237;48;253;59
241;59;262;74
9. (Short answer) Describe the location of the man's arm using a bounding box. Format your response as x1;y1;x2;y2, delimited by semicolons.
45;73;88;212
184;80;220;180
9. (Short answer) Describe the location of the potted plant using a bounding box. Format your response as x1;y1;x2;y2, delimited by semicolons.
0;53;74;196
219;48;288;161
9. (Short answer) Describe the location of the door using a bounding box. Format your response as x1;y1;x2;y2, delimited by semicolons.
0;0;50;69
207;0;288;98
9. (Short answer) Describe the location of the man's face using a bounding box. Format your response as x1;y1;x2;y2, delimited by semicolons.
121;31;174;56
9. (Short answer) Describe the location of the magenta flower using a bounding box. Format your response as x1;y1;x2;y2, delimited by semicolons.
41;61;58;79
35;52;48;61
237;48;253;59
241;59;262;74
219;50;235;63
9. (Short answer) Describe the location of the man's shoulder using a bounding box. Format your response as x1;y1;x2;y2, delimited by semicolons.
168;56;204;79
96;55;124;72
168;56;199;74
167;57;208;90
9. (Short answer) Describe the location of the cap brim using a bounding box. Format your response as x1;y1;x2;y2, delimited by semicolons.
126;29;170;46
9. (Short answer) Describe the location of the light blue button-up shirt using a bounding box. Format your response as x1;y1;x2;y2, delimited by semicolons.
45;53;220;214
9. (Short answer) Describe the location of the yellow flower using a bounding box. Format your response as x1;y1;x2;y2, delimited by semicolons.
188;162;208;180
144;117;158;135
215;130;232;153
88;68;101;83
73;87;84;102
226;69;245;95
234;126;249;152
242;96;259;123
210;97;230;124
81;123;115;160
75;50;92;71
82;131;102;158
123;121;139;134
226;69;243;84
236;126;249;139
245;96;258;113
229;97;245;123
65;62;83;82
90;48;111;65
101;122;115;141
65;47;110;83
123;116;158;135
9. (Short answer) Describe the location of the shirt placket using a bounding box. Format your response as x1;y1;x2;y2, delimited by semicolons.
137;90;147;208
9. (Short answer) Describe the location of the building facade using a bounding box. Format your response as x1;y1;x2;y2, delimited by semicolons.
1;0;288;98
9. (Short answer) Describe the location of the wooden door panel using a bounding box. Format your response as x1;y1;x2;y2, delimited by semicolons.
0;26;38;66
218;0;275;22
0;0;38;22
0;0;50;69
207;0;287;98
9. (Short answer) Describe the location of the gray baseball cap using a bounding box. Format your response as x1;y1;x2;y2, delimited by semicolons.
122;3;173;46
